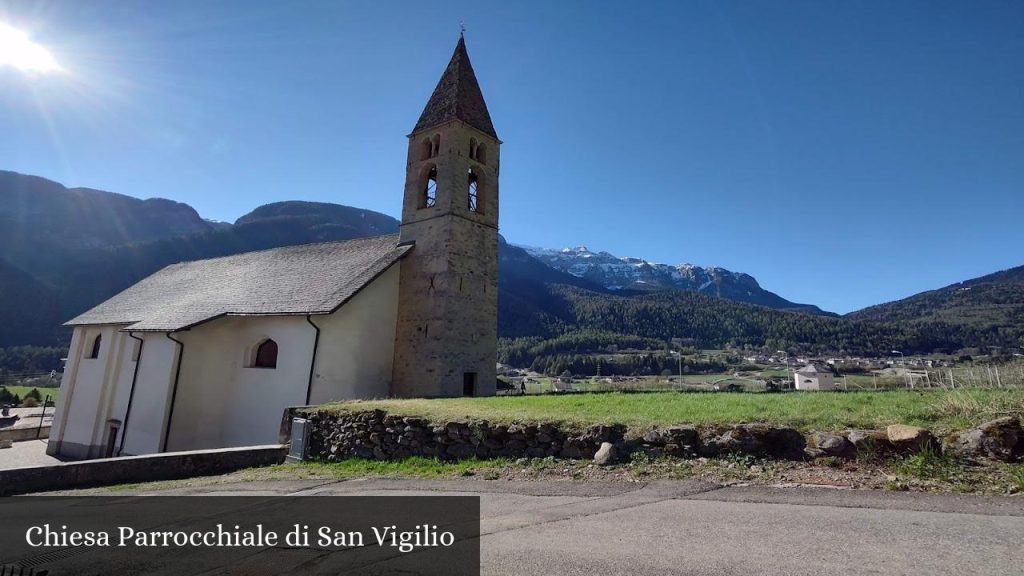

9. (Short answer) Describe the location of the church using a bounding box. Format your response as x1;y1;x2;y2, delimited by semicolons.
47;36;501;460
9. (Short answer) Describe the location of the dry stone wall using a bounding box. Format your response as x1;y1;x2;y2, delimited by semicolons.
301;409;1024;465
306;410;624;462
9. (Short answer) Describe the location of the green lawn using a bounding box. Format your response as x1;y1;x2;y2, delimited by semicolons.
1;385;60;402
321;388;1024;433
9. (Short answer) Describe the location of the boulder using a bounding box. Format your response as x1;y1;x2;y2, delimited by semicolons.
943;416;1021;462
886;425;936;453
844;429;892;455
593;442;618;466
807;432;855;458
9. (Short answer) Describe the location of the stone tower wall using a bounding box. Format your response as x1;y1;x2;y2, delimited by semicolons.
392;120;500;397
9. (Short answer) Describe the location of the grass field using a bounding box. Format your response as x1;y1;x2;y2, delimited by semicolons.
0;385;59;402
322;388;1024;433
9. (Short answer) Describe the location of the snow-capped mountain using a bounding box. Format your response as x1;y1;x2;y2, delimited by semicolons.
520;245;831;315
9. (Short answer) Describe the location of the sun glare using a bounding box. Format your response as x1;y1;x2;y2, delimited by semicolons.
0;21;63;73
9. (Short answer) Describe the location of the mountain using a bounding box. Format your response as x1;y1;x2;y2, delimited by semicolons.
522;245;831;315
0;170;401;348
847;266;1024;331
0;170;214;280
1;169;1021;362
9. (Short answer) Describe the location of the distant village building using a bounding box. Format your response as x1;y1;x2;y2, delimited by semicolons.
48;36;501;460
793;364;836;391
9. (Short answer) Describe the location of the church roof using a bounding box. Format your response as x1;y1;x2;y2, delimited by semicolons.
412;36;498;139
796;364;824;374
66;234;411;332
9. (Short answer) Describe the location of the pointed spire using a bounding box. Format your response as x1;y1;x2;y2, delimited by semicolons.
413;36;497;139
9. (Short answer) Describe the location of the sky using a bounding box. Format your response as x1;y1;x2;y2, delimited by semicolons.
1;1;1022;314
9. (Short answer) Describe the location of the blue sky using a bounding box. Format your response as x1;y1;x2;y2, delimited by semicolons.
1;1;1022;314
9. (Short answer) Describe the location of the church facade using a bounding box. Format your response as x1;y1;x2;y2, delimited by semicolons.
47;36;500;460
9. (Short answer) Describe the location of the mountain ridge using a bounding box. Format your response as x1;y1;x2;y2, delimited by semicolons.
846;264;1024;330
1;169;1021;357
522;245;832;315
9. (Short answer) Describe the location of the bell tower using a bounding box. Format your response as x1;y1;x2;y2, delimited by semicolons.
392;35;500;397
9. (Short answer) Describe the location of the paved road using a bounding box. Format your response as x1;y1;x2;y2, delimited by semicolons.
92;478;1024;575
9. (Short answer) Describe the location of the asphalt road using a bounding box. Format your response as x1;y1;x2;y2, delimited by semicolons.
74;477;1024;575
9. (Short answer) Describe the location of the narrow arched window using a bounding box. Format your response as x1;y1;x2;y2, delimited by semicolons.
419;139;432;161
254;339;278;369
422;165;437;208
431;134;440;157
469;137;477;160
88;334;102;359
476;143;487;165
467;168;480;213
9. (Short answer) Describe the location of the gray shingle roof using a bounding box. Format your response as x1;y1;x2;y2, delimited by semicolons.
66;234;411;332
413;36;498;139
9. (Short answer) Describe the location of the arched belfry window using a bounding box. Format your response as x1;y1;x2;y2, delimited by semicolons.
253;339;278;369
419;138;432;161
422;165;438;208
467;168;481;213
469;138;477;160
431;134;440;157
88;334;102;359
476;143;487;165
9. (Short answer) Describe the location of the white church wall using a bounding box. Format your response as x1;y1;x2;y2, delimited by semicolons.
817;373;836;390
47;326;84;457
104;334;142;448
311;264;400;403
119;334;181;456
48;326;125;459
49;265;402;458
164;315;314;452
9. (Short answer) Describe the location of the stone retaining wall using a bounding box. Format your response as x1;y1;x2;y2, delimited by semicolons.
305;409;624;461
300;409;1024;465
0;424;50;443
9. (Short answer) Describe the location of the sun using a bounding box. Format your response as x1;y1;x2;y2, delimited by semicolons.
0;21;63;73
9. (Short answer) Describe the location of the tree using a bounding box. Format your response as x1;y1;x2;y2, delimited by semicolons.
0;387;20;405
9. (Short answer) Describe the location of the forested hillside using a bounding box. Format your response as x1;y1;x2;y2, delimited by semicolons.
847;266;1024;328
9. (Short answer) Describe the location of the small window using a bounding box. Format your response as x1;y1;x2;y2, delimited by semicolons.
463;372;477;396
422;165;438;208
467;169;480;213
431;134;440;157
419;138;432;161
254;339;278;369
88;334;102;359
476;143;487;165
469;137;477;160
